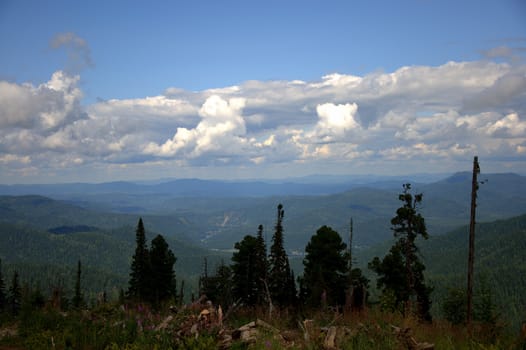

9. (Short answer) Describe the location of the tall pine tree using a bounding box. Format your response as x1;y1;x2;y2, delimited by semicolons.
150;234;177;306
268;204;296;308
231;235;260;306
254;224;268;305
0;259;6;312
127;218;151;301
72;260;84;309
8;271;21;316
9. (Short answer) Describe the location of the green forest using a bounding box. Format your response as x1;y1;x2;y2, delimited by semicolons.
0;176;525;349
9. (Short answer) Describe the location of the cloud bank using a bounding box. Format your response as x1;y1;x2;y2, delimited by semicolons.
1;58;525;182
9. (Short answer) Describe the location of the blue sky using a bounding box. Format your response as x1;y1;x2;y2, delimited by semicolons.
0;0;525;183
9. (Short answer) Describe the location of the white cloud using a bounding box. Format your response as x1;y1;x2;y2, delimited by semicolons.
1;59;526;182
144;95;248;158
0;71;83;130
315;102;360;139
486;113;526;137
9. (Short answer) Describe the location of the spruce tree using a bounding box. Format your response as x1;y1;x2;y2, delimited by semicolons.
254;224;268;305
72;260;84;309
8;271;21;316
128;218;151;301
231;235;259;306
0;259;6;312
150;234;177;306
268;204;295;307
300;225;349;308
200;260;233;308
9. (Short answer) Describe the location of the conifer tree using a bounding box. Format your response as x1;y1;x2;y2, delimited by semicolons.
127;218;151;301
254;224;268;305
0;259;6;312
72;260;84;309
369;184;432;321
200;260;233;308
8;271;21;316
268;204;295;307
231;235;259;306
150;234;177;306
300;225;349;307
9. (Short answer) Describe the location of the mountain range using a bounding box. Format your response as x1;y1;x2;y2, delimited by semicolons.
0;171;525;327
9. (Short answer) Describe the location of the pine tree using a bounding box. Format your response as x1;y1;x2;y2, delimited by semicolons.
268;204;295;308
200;260;233;308
8;271;21;316
72;260;84;309
231;235;259;306
369;184;432;321
127;218;151;301
254;224;268;305
300;225;349;308
150;234;177;306
0;258;6;312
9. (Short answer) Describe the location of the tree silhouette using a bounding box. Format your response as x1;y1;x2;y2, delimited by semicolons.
0;259;6;312
254;224;268;305
300;225;349;307
150;234;177;306
127;218;151;301
268;204;296;307
72;260;84;309
200;260;233;308
8;271;21;316
232;235;260;306
369;184;432;321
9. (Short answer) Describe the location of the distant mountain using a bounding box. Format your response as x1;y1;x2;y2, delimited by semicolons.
0;173;446;198
0;172;524;253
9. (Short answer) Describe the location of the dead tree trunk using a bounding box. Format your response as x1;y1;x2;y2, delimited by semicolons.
467;156;480;328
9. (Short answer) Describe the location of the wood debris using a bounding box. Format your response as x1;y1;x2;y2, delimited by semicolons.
391;325;434;350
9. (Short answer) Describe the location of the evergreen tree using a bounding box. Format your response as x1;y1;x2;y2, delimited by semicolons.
150;234;177;306
369;184;432;321
300;225;349;307
268;204;295;307
8;271;21;316
127;218;151;301
231;235;259;306
29;284;46;309
200;260;233;308
254;224;268;305
72;260;84;309
0;258;6;312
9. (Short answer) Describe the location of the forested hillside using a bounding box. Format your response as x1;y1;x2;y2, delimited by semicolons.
1;173;525;254
0;200;227;301
0;184;525;348
422;213;526;328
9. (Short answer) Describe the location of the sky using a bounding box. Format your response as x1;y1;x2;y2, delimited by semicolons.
0;0;525;184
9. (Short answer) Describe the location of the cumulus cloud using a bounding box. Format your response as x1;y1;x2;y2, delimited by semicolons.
0;71;84;131
314;102;360;140
486;113;526;138
143;95;248;159
1;58;526;181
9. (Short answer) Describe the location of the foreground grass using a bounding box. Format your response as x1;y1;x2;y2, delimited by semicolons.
0;303;524;349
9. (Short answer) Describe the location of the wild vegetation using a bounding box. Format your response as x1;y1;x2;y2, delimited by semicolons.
0;175;525;348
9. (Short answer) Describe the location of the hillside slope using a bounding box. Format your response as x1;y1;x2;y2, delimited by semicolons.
422;214;526;323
